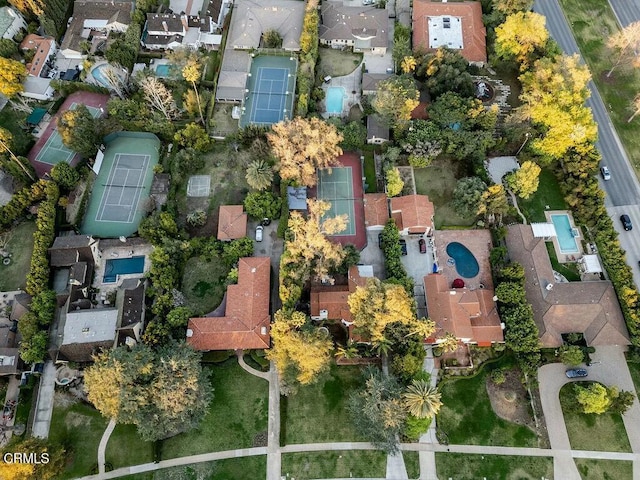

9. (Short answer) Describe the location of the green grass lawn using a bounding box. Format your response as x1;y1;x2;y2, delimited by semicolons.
363;149;377;193
281;451;386;479
435;453;554;479
627;361;640;396
437;355;539;447
414;158;475;228
403;451;419;479
119;458;266;480
161;359;268;459
317;48;363;78
519;168;567;223
0;221;36;291
560;383;631;452
0;108;33;156
575;459;632;480
181;255;230;315
106;423;154;470
281;364;365;444
546;242;581;281
560;0;640;173
48;402;109;479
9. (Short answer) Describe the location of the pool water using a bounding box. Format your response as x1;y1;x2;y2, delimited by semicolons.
155;64;171;77
550;214;579;254
91;64;123;89
326;86;345;114
446;242;479;279
103;256;145;283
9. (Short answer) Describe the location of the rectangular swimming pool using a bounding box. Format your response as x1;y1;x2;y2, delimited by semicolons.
550;214;579;254
155;64;171;77
103;256;145;283
326;86;345;114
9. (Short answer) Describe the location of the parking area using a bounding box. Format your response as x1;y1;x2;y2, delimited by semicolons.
401;235;435;318
359;229;385;279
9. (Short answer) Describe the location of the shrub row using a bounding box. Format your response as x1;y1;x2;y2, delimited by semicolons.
0;180;50;230
295;4;319;116
380;219;414;296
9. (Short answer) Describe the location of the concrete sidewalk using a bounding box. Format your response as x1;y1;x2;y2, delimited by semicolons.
31;360;55;438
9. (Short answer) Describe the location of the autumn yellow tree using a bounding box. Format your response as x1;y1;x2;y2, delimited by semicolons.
268;117;343;186
0;462;34;480
505;160;541;199
0;57;27;97
266;309;333;386
606;21;640;78
519;54;597;160
385;167;404;197
401;56;417;74
182;56;204;124
348;278;433;342
478;184;510;225
373;76;419;130
495;12;549;70
0;438;65;480
281;199;347;285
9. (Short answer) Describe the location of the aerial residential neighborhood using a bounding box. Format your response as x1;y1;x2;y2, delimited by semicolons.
1;0;640;478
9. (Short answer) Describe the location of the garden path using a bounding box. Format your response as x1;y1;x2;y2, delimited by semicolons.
97;418;117;475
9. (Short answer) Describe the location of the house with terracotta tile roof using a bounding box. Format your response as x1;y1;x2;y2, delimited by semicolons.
412;0;487;65
363;193;389;230
505;224;630;347
424;273;503;346
390;194;434;236
310;265;373;323
20;35;56;78
217;205;248;240
186;257;271;350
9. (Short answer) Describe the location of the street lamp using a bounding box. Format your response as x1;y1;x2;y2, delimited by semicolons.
516;132;530;156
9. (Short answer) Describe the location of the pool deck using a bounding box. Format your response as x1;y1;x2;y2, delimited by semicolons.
321;65;362;119
545;210;583;263
433;229;494;290
93;241;153;294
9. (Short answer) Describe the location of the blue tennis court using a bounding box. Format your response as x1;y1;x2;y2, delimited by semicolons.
318;167;356;236
240;55;297;127
35;103;102;165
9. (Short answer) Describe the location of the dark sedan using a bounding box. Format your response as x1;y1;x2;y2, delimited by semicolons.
565;368;588;378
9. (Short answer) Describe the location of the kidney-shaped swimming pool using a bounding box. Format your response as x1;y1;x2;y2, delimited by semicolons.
446;242;479;278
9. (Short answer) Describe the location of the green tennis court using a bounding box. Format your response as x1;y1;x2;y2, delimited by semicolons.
317;167;356;236
35;103;102;165
81;132;160;237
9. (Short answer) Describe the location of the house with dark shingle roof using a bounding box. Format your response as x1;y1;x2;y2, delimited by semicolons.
412;0;486;65
505;224;630;347
217;205;248;241
319;1;388;54
186;257;271;350
61;0;133;59
366;115;389;145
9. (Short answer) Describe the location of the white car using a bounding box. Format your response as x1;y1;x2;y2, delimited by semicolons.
255;225;264;242
600;165;611;180
363;0;375;5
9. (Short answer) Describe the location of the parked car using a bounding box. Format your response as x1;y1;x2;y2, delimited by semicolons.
260;218;271;226
621;214;633;231
399;239;407;256
418;238;427;254
255;225;264;242
600;165;611;180
565;368;588;378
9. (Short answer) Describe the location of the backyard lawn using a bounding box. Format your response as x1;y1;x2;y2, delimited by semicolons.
281;364;365;444
363;148;377;193
546;242;581;282
435;453;554;479
317;48;363;78
519;168;567;223
106;423;155;470
0;221;36;291
414;158;475;228
118;458;266;480
437;355;539;447
560;383;631;452
560;0;640;174
281;451;386;480
182;255;229;315
0;107;33;156
161;359;268;459
403;451;419;479
575;459;632;479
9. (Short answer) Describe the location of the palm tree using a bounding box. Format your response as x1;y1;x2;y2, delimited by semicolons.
335;340;359;359
372;336;393;357
403;379;442;418
246;159;274;191
439;332;459;354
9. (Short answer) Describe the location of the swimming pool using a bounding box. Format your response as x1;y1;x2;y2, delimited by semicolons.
155;64;171;77
103;256;145;283
91;64;124;89
446;242;480;279
550;214;579;254
326;86;345;114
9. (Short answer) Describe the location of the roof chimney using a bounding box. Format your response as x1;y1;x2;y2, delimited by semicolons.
162;21;168;31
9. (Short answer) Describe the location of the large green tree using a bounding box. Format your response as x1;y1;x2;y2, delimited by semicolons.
84;343;212;441
415;48;474;99
57;105;104;158
452;177;487;218
372;76;420;130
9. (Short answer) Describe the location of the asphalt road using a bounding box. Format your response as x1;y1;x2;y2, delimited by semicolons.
534;0;640;277
609;0;640;26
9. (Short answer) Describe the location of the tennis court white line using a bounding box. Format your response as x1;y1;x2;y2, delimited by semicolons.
249;67;291;124
319;167;356;235
96;154;149;223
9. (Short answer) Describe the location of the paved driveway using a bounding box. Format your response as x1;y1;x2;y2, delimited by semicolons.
359;229;385;279
538;345;640;479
